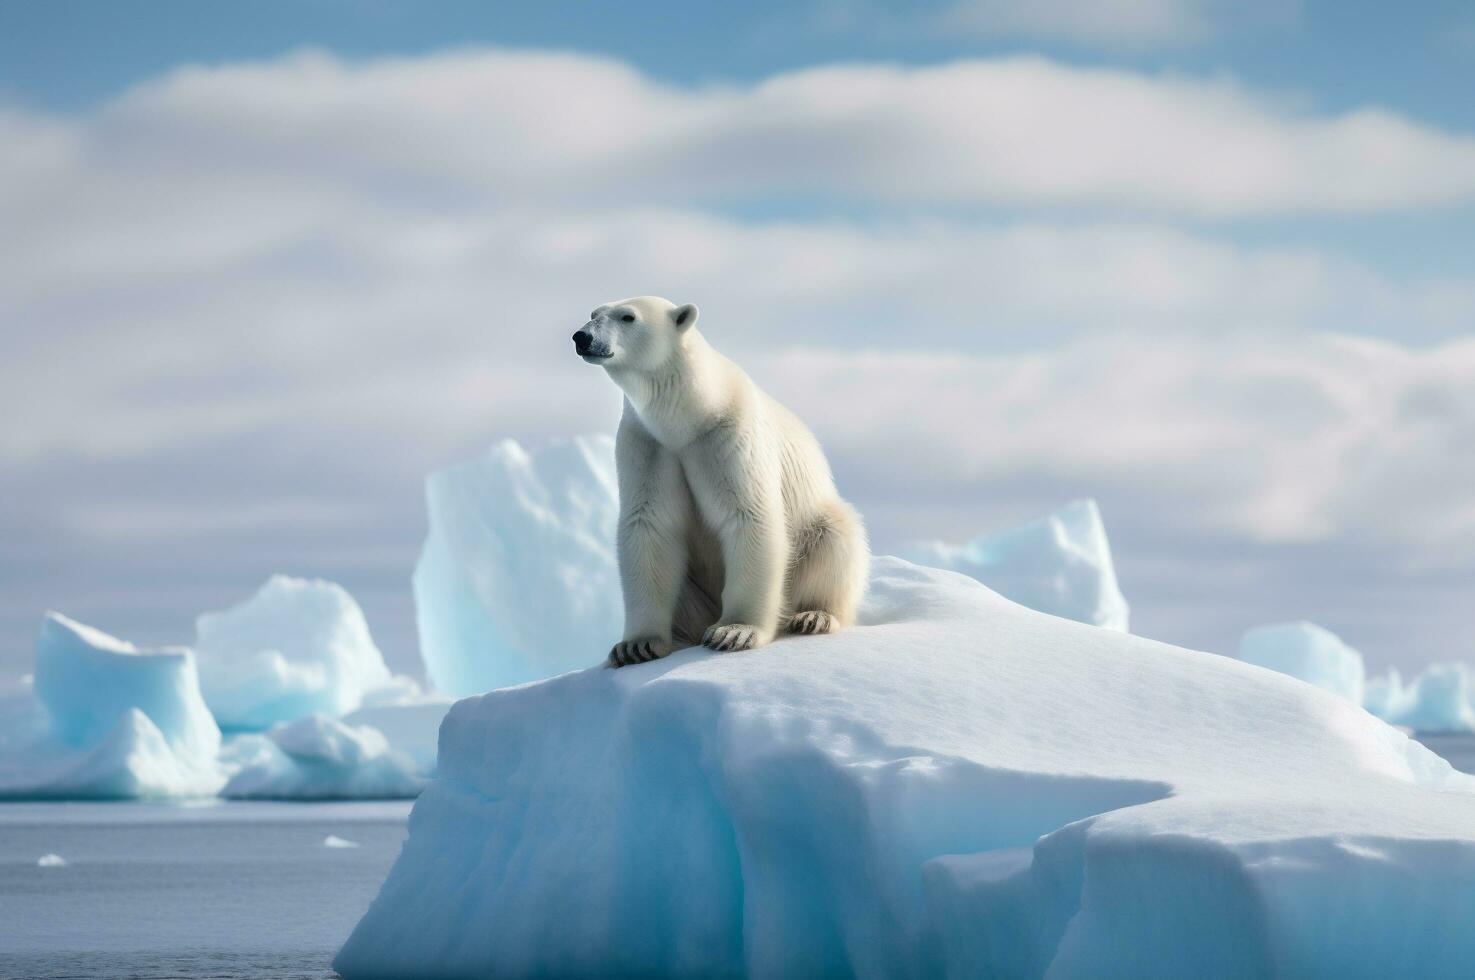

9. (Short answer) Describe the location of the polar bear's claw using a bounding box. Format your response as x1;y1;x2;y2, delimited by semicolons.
788;611;839;635
702;624;761;652
608;637;671;668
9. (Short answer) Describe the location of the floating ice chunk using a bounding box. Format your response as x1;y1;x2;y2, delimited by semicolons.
1379;663;1475;733
337;558;1475;979
0;615;223;800
900;499;1129;631
36;613;219;760
413;436;620;696
342;698;451;774
195;576;393;729
221;714;422;800
1363;667;1406;718
324;835;360;849
36;854;65;867
1236;621;1365;703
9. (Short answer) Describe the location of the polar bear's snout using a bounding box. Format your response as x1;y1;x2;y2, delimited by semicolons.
572;325;612;362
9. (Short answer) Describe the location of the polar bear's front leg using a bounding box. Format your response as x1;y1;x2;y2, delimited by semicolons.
610;420;689;668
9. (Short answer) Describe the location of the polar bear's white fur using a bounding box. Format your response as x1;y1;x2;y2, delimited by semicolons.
573;296;869;666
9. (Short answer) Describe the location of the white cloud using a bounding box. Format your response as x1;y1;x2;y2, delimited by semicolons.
1;45;1473;677
760;333;1475;562
51;47;1475;218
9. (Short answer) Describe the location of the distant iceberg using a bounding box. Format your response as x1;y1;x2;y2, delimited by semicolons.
413;436;621;697
1236;621;1365;704
221;714;423;800
1374;662;1475;733
195;575;395;730
337;558;1475;978
0;581;443;800
900;499;1129;632
1231;619;1475;733
0;614;223;799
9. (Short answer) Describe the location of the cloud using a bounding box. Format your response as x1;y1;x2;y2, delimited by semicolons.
762;332;1475;562
50;47;1475;218
1;46;1472;679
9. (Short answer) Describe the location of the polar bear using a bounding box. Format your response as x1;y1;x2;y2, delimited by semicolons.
573;296;869;667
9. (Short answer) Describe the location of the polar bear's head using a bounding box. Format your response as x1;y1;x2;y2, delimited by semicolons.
572;296;699;371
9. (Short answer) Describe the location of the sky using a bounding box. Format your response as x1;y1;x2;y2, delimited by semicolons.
1;0;1473;680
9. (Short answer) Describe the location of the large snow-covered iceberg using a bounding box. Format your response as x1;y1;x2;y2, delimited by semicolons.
194;575;394;729
0;614;223;799
337;558;1475;978
413;436;621;697
900;499;1129;632
1236;620;1365;704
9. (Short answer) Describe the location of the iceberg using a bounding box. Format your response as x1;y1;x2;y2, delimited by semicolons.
194;575;394;729
0;614;222;799
338;558;1475;979
413;436;621;697
342;698;451;774
1236;620;1365;704
900;499;1129;632
221;714;423;800
1377;663;1475;733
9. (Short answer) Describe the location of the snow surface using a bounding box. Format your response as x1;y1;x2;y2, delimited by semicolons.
900;499;1129;632
1236;620;1365;703
194;575;393;730
414;436;620;696
338;558;1475;979
220;714;424;800
0;614;223;799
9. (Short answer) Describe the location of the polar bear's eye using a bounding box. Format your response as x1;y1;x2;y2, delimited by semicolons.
620;314;636;323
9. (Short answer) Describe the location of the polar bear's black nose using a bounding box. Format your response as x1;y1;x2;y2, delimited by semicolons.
572;330;593;353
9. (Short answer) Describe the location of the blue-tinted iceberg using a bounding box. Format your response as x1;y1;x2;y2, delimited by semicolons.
195;575;394;729
221;713;423;800
1236;620;1365;703
0;614;222;799
413;436;620;697
342;698;451;774
900;499;1129;632
1376;663;1475;733
337;559;1475;978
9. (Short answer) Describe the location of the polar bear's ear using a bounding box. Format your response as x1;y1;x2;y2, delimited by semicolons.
671;303;699;331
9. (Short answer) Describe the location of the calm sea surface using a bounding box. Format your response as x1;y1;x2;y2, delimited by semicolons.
2;735;1473;979
0;800;411;980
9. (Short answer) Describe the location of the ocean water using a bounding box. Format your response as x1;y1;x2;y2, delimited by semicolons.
2;734;1473;979
0;800;411;980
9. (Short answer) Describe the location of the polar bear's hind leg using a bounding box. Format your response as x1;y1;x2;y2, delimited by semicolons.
786;502;868;635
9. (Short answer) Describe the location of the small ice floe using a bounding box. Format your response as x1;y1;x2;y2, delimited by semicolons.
323;834;360;849
37;853;66;867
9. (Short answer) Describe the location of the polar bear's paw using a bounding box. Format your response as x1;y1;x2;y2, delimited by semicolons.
607;637;674;668
702;624;765;652
787;610;839;635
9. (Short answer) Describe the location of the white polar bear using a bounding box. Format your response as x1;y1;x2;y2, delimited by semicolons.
573;296;869;666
